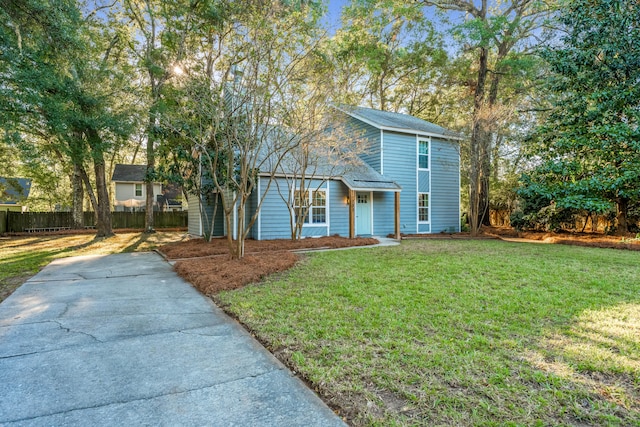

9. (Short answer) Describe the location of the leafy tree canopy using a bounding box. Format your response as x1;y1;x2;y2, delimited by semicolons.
519;0;640;234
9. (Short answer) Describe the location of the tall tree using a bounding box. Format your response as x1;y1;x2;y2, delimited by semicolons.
162;0;326;258
421;0;554;234
124;0;198;232
331;0;446;112
520;0;640;235
1;0;135;236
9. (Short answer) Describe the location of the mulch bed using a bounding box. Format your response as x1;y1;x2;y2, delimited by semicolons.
485;226;640;251
160;236;379;295
159;236;379;259
174;252;300;295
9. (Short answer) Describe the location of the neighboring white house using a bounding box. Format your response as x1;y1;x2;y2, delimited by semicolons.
111;164;184;212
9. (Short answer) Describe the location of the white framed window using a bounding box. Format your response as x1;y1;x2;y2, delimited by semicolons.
418;139;429;170
418;193;429;223
135;183;143;197
293;189;327;225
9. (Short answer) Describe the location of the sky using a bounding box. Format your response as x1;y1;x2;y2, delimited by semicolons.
323;0;347;32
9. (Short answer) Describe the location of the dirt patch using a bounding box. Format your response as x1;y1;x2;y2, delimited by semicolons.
0;274;31;303
163;236;379;294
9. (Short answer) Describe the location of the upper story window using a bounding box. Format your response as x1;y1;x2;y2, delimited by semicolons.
293;189;327;225
418;139;429;169
135;183;143;197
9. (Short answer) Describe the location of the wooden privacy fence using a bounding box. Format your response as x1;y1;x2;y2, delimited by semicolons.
4;211;188;233
0;211;6;234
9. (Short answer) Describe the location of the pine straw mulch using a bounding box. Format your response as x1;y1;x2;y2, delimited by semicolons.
159;236;379;295
484;226;640;251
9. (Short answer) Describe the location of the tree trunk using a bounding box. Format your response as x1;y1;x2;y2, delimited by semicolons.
616;197;629;236
468;46;489;236
84;129;113;237
235;202;245;259
72;163;84;229
93;156;113;237
145;111;156;233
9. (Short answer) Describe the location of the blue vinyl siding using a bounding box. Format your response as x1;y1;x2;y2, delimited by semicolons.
258;177;329;240
418;171;430;194
430;139;461;233
258;177;295;240
418;223;431;233
382;131;418;234
187;192;200;236
347;117;382;173
372;191;395;236
197;111;460;239
329;181;350;236
188;192;224;237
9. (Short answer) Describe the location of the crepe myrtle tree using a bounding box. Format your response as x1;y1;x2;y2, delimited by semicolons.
161;0;326;258
271;108;367;241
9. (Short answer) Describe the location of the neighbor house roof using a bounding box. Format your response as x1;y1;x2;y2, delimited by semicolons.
111;164;148;182
0;177;32;204
337;105;463;141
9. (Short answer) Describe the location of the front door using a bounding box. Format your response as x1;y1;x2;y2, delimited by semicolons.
355;192;372;235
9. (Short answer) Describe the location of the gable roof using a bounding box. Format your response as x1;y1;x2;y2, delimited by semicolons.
337;105;463;141
0;177;32;204
111;164;148;182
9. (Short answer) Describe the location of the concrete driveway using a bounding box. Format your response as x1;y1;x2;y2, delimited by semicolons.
0;252;345;426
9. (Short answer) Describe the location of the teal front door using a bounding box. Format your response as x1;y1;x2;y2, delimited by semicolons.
355;192;372;235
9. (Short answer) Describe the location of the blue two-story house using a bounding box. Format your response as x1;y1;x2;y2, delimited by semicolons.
188;105;461;239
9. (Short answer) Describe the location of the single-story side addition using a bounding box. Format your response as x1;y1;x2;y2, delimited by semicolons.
188;106;461;239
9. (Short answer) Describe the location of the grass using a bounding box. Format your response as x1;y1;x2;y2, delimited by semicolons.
0;232;188;303
216;239;640;426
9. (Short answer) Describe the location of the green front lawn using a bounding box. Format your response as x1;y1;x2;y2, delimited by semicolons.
217;240;640;426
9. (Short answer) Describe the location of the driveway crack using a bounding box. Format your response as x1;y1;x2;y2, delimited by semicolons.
52;320;103;343
2;369;283;424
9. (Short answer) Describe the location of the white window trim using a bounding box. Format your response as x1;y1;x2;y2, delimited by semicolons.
418;192;430;224
418;138;430;171
293;187;328;227
380;129;384;174
134;183;143;197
